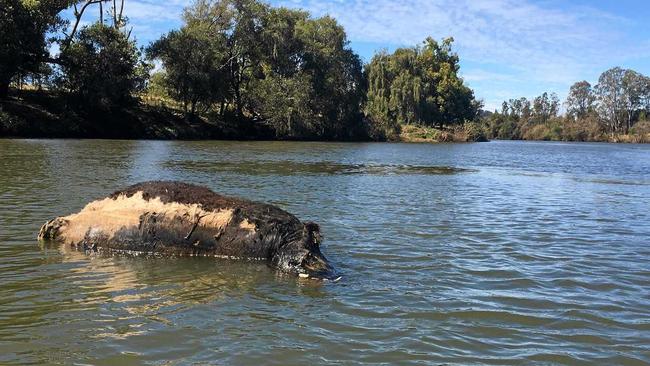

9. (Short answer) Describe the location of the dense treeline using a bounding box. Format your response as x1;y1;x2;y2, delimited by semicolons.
147;0;366;139
2;0;648;142
364;37;480;139
485;68;650;142
1;0;478;140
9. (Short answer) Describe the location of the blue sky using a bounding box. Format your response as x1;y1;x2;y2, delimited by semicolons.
69;0;650;110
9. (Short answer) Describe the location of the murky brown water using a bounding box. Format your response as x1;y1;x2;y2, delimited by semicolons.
1;139;649;365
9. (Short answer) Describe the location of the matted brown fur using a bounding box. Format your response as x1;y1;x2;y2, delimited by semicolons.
109;181;255;212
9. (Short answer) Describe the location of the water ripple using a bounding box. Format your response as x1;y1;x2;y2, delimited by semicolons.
0;140;649;365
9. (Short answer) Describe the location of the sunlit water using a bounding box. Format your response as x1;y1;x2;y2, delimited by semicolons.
0;139;649;365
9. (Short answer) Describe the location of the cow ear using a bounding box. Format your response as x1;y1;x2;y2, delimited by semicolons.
304;221;320;233
303;221;322;248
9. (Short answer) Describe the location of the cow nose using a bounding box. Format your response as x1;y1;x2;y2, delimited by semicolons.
302;252;336;280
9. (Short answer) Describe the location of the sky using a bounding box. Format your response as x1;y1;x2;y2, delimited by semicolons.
68;0;650;110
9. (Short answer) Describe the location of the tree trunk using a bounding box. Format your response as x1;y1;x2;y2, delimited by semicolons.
234;85;243;120
627;111;632;134
0;78;10;99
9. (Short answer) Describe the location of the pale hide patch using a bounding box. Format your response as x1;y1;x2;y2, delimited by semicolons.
56;191;234;244
238;219;256;231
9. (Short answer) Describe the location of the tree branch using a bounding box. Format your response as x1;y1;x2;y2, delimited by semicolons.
113;0;117;27
119;0;125;27
62;0;106;51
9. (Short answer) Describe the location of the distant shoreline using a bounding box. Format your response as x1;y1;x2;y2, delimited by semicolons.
1;90;647;144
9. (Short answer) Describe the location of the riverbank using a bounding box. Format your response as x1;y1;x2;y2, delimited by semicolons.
517;120;650;143
3;90;648;143
485;110;650;144
0;90;276;140
0;90;481;142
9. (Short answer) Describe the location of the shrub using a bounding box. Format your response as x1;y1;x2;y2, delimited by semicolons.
365;115;401;141
561;115;604;141
522;124;550;140
463;121;488;142
630;120;650;135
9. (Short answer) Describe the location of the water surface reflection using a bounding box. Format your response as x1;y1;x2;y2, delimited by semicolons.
1;139;649;365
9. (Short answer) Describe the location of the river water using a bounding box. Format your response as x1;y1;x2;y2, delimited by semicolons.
0;139;649;365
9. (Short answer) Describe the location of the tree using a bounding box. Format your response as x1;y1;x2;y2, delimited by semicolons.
506;97;531;121
150;0;365;138
485;67;650;141
249;9;365;138
643;77;650;115
58;22;150;107
643;77;650;121
565;81;595;120
364;37;478;131
0;0;69;98
177;0;268;120
249;73;314;137
293;15;365;138
485;112;519;140
147;27;226;114
364;51;400;138
532;92;559;124
596;67;626;134
621;69;646;132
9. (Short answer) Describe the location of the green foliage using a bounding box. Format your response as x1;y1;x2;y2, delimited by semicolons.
484;112;520;140
146;71;169;99
400;124;447;142
470;61;650;143
522;119;564;141
593;67;650;134
249;74;315;137
266;13;365;139
4;0;491;141
463;121;488;142
562;115;603;141
531;92;559;124
484;66;650;142
496;119;519;140
147;27;225;114
0;0;68;97
566;81;595;119
573;67;650;136
364;37;479;136
149;0;365;139
596;67;626;134
58;22;150;107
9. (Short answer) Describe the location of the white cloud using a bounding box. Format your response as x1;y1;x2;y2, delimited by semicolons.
277;0;640;109
122;0;188;22
60;0;644;111
461;69;515;83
